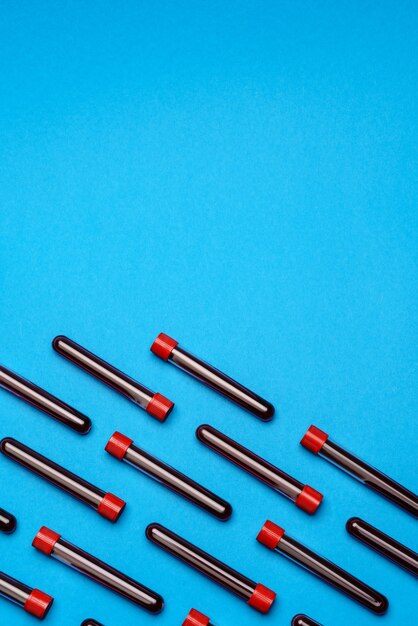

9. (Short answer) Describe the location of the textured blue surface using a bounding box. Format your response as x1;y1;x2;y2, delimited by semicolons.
0;2;417;625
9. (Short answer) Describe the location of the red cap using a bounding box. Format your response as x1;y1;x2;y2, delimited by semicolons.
146;393;174;421
247;583;276;613
32;527;60;556
105;432;133;460
257;520;285;550
183;608;210;626
24;589;54;619
300;425;329;454
295;485;323;514
150;333;178;360
98;492;126;522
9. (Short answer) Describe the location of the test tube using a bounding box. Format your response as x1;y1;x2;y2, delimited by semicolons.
53;336;174;421
301;425;418;517
105;432;232;521
183;608;214;626
146;523;276;613
1;437;125;522
346;517;418;576
81;621;104;626
0;507;17;534
292;615;322;626
150;333;274;421
257;520;388;614
32;526;164;614
0;570;53;620
196;425;323;514
0;365;91;434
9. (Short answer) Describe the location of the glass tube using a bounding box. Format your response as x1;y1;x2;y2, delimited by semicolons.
105;432;232;520
32;527;163;614
146;523;276;613
292;615;322;626
346;517;418;576
1;437;125;522
196;425;323;514
301;425;418;517
53;336;174;421
257;521;388;614
150;333;274;421
0;365;91;434
0;570;53;619
0;507;16;534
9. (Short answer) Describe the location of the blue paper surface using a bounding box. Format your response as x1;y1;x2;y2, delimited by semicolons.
0;2;417;624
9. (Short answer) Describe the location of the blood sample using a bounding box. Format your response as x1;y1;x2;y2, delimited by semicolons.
81;621;104;626
301;425;418;517
257;520;388;614
346;517;418;576
183;608;214;626
105;432;232;521
1;437;125;522
32;526;164;613
146;523;276;613
150;333;274;421
0;570;53;619
0;365;91;434
196;425;322;514
292;615;322;626
53;336;174;421
0;507;16;534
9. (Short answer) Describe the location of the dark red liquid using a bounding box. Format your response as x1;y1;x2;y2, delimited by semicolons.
53;336;162;411
1;437;124;521
0;365;91;434
0;570;53;618
196;424;322;514
146;523;256;601
320;439;418;517
119;440;232;521
151;333;274;421
170;345;274;420
346;517;418;576
196;424;302;499
35;531;163;614
0;571;33;608
0;508;16;534
274;532;388;614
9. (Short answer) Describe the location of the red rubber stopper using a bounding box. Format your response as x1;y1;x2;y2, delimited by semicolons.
257;520;285;550
98;492;126;522
300;425;329;454
24;589;54;619
183;608;210;626
150;333;178;360
296;485;324;514
105;432;133;460
247;583;276;613
32;527;60;556
146;392;174;421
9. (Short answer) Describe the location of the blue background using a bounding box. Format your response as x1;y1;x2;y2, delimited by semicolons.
0;1;417;624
